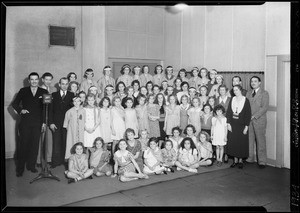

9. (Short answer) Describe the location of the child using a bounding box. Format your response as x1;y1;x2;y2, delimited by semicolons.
80;68;98;94
161;140;177;172
198;131;214;166
68;81;79;96
111;96;126;154
122;86;137;108
165;66;175;86
176;82;190;104
153;84;161;97
147;94;160;138
63;96;85;160
132;66;141;82
111;139;149;182
78;91;86;104
143;137;167;175
164;95;180;137
135;94;150;135
132;80;140;105
139;129;149;152
124;98;139;138
207;69;218;94
117;64;133;87
104;84;114;104
209;74;224;98
188;87;198;102
179;95;190;133
200;104;213;136
211;105;227;166
83;94;101;150
161;80;168;95
89;137;112;176
65;142;93;184
154;93;167;147
140;86;148;97
88;85;101;105
126;128;143;171
177;68;189;83
114;81;127;102
140;65;154;87
153;65;166;86
208;96;216;110
67;72;78;83
187;97;203;137
199;85;209;106
99;97;113;150
146;81;154;96
175;137;199;173
168;126;183;153
184;124;199;148
97;65;115;98
198;67;210;87
188;67;201;89
173;77;182;95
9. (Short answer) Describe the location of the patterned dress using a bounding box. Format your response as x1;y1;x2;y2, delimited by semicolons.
89;149;112;173
140;73;154;87
147;103;160;137
68;153;88;173
135;105;150;134
153;74;166;86
117;75;133;87
114;150;136;175
127;140;143;171
161;148;177;167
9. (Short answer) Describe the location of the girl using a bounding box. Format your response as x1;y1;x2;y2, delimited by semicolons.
164;95;180;137
89;137;112;176
68;81;79;96
97;65;115;98
215;84;231;113
153;65;166;86
132;66;141;83
209;74;224;98
168;126;183;153
176;81;190;102
154;93;167;147
114;81;127;102
88;85;101;105
207;69;218;95
143;137;167;175
165;66;175;86
147;94;160;138
140;86;148;97
135;94;150;134
199;85;209;106
188;87;198;102
83;94;101;150
179;95;190;132
126;128;143;171
153;84;161;97
122;86;137;108
111;96;126;154
117;64;133;87
184;124;199;148
200;104;213;136
211;105;227;166
65;142;93;184
165;85;174;105
78;91;86;104
175;137;199;173
104;84;115;104
173;77;182;95
80;68;98;94
124;98;139;138
177;68;189;83
99;97;113;150
208;96;216;110
161;140;177;172
111;139;149;182
188;67;201;90
198;131;214;166
198;67;210;87
146;81;154;95
161;80;168;95
139;129;149;152
140;65;154;87
67;72;78;83
63;96;85;160
132;80;140;104
187;97;203;137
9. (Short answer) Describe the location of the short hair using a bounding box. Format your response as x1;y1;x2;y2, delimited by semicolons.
213;104;226;114
125;128;135;139
131;79;140;87
112;96;121;106
132;66;141;75
154;65;163;74
146;81;154;89
115;81;126;92
125;97;134;105
191;67;200;77
141;65;149;73
183;124;196;135
173;77;182;86
115;139;128;151
137;94;147;104
126;86;134;94
103;65;112;75
178;68;187;77
179;137;197;150
208;96;215;102
139;86;148;95
180;81;189;89
250;75;261;82
84;93;97;107
84;68;94;78
68;81;79;91
99;96;111;108
154;92;166;105
180;94;190;104
232;76;242;82
199;67;208;77
78;91;86;97
148;137;159;146
42;72;53;79
203;103;213;112
93;137;104;148
28;72;39;79
67;72;77;81
218;84;228;93
167;94;178;105
165;66;173;75
104;84;114;96
70;142;85;155
172;126;182;135
59;77;69;84
199;131;210;142
163;139;173;148
120;64;131;75
147;93;156;102
199;85;208;95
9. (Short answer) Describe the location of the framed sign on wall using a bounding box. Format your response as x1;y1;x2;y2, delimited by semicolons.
49;25;75;47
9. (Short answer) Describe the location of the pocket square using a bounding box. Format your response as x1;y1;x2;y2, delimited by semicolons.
39;96;42;98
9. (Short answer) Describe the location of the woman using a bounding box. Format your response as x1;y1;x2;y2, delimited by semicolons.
226;85;251;169
140;65;153;87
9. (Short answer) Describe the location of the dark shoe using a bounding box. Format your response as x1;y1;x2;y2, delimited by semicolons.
230;162;237;168
259;164;266;169
238;163;244;169
87;175;93;179
68;178;75;184
16;171;23;177
170;168;175;173
36;163;42;168
224;156;228;163
29;168;38;173
163;170;168;175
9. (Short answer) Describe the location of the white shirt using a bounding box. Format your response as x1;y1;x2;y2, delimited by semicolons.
219;96;228;104
60;90;66;97
231;96;246;114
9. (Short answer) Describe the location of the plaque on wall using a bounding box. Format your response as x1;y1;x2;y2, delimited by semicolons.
49;25;75;47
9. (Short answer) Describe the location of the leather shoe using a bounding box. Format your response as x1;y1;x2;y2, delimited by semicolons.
230;162;237;168
29;168;38;173
259;164;266;169
238;163;244;169
68;178;75;184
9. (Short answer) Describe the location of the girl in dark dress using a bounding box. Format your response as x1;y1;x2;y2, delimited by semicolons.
226;85;251;169
154;93;167;148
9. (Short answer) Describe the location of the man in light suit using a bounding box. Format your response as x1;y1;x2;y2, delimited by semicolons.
246;76;269;168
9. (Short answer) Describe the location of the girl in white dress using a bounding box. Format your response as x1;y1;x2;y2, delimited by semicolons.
211;105;227;166
111;96;126;153
164;95;180;136
83;94;101;149
99;97;113;150
124;98;139;138
187;97;203;137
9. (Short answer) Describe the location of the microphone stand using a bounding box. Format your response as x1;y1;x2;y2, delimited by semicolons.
30;97;60;184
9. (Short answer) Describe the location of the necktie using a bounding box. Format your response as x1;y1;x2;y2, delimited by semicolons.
62;91;66;99
252;90;256;97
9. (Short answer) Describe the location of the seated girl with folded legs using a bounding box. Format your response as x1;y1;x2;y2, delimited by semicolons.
161;140;177;173
198;131;214;166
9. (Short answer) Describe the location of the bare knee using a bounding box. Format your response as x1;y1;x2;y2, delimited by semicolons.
106;171;112;176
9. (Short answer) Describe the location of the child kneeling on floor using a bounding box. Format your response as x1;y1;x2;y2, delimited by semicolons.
143;137;168;175
175;137;199;173
161;140;177;172
65;142;94;184
89;137;112;177
197;131;214;166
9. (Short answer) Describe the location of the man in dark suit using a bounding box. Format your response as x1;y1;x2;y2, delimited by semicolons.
11;72;48;177
246;76;269;168
228;76;247;97
49;77;74;168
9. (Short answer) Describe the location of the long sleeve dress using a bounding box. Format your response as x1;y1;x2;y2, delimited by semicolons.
83;107;101;148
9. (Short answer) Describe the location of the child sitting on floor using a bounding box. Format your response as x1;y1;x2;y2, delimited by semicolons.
161;140;177;173
197;131;214;166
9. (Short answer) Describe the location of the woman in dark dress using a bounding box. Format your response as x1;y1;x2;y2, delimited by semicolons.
226;85;251;169
154;93;167;148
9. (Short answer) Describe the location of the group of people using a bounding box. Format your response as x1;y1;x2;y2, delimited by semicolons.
11;64;269;184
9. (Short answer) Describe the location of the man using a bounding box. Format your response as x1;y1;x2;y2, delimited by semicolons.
49;77;74;168
246;76;269;168
11;72;48;177
228;76;247;97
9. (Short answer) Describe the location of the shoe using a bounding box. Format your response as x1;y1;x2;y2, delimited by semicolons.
68;179;75;184
258;164;266;169
219;161;223;167
188;168;198;173
238;163;244;169
230;162;237;168
170;168;175;173
50;164;57;169
177;167;182;171
163;170;168;175
216;161;220;167
28;168;38;173
87;175;93;179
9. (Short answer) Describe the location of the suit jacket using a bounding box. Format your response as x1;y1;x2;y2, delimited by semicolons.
49;90;74;126
246;88;269;121
11;87;48;125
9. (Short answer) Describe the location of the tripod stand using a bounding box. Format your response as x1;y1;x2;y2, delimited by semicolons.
30;97;60;184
